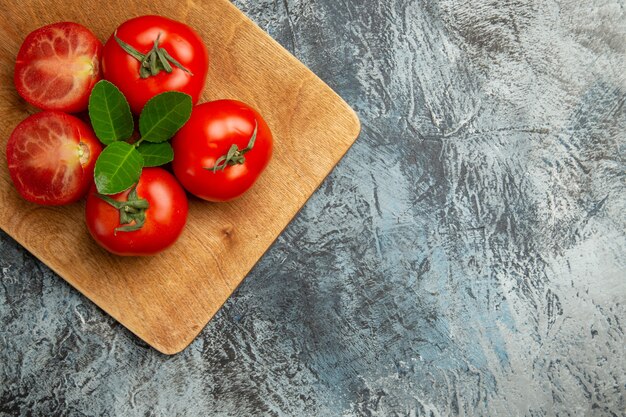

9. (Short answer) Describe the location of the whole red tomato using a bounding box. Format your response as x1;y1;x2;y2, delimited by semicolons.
171;100;273;202
14;22;102;113
102;15;209;114
6;111;102;205
85;168;188;256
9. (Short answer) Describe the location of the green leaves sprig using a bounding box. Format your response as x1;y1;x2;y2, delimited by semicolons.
89;80;192;194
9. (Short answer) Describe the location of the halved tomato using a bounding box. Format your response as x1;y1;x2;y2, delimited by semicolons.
14;22;102;113
6;111;102;205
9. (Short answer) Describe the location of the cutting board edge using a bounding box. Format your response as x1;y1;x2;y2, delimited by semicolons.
159;106;361;355
219;0;363;140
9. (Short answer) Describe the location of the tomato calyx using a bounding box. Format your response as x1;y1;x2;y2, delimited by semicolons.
205;121;258;173
114;31;193;79
96;184;150;234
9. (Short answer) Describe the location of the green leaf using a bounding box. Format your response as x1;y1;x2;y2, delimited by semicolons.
137;142;174;167
94;142;144;194
138;91;192;143
88;80;134;145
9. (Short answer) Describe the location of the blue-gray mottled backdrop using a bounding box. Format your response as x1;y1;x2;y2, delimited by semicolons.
1;0;625;416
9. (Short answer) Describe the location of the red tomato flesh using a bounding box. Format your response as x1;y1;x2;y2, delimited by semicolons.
14;22;102;113
6;111;102;205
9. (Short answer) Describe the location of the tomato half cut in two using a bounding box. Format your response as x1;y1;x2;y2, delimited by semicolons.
14;22;102;113
6;111;102;205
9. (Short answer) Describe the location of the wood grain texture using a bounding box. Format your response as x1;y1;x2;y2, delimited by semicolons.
0;0;360;354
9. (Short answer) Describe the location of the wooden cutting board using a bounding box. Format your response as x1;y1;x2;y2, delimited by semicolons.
0;0;360;354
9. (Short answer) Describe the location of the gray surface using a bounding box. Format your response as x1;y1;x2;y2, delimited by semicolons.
1;0;625;415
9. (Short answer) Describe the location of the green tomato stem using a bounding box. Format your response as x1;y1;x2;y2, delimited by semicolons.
96;184;149;234
204;121;258;173
114;31;194;79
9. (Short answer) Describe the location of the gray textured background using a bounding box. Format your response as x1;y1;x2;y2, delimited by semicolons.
1;0;625;416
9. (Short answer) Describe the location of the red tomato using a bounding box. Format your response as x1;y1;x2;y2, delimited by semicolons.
102;15;209;114
14;22;102;113
171;100;273;202
85;168;188;256
6;111;102;205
